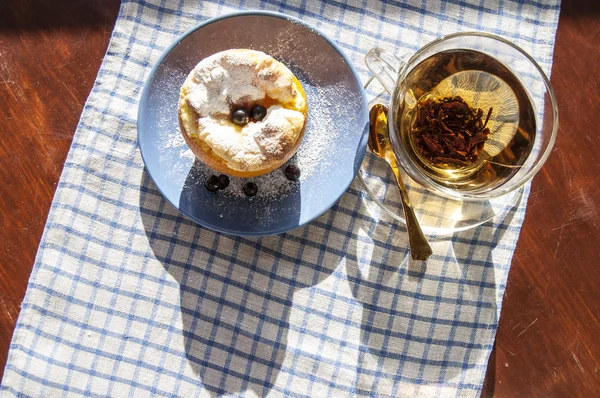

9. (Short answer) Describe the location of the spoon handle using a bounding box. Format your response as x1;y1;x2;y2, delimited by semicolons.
386;155;433;261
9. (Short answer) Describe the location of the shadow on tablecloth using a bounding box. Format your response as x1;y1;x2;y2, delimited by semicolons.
139;169;339;396
139;167;523;396
345;189;523;394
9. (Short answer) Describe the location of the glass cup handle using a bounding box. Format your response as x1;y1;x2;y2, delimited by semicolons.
365;48;408;95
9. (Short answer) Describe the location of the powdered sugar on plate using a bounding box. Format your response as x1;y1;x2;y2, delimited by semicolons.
292;85;343;177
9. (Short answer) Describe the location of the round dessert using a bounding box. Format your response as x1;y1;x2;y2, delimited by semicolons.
178;49;308;178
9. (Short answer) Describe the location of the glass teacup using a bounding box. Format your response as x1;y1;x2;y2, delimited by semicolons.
365;32;557;202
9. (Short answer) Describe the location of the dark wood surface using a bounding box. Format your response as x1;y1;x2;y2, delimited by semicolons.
1;0;599;395
0;0;121;378
479;0;600;395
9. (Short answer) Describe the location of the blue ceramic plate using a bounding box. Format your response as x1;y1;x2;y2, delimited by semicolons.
138;11;368;236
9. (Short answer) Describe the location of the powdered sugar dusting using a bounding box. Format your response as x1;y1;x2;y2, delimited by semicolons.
181;157;296;200
185;49;301;116
165;130;186;149
180;49;307;172
293;86;341;177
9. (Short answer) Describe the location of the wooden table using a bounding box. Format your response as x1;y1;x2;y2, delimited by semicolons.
1;0;598;395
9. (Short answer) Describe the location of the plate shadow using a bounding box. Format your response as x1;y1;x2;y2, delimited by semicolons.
139;170;337;396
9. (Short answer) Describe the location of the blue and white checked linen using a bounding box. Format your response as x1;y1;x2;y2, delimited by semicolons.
1;1;560;396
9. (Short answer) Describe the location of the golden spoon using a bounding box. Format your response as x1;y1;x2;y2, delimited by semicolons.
368;104;432;261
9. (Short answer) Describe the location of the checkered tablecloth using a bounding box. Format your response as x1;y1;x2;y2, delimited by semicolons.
1;1;560;396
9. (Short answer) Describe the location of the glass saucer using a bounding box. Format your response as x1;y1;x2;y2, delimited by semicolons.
359;76;524;235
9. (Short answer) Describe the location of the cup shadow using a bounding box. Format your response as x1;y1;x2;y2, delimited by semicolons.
138;170;337;396
345;187;524;395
